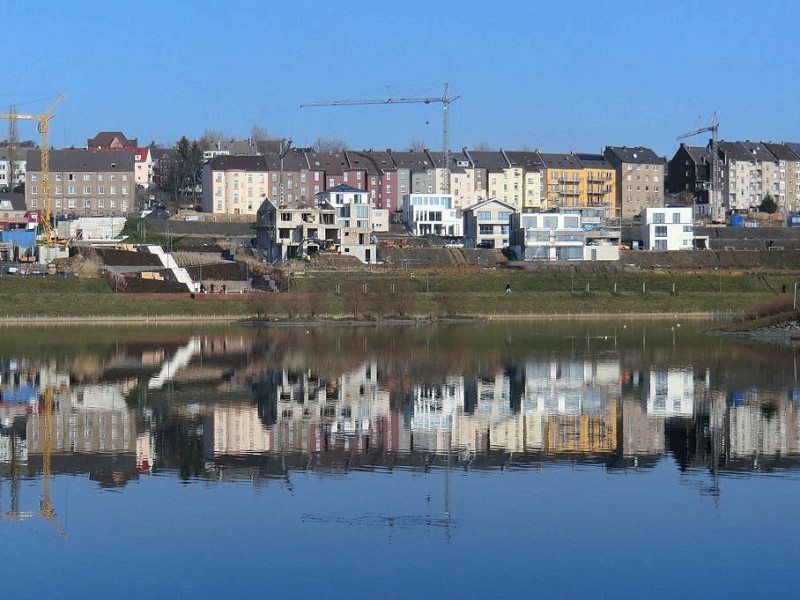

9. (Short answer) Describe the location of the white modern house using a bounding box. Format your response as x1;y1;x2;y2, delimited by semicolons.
510;211;619;261
641;206;693;250
462;198;515;248
402;193;462;237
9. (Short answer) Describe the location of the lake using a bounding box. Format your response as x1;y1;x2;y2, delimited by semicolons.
0;320;798;598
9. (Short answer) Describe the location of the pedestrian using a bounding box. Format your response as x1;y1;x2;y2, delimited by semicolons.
782;284;787;294
221;284;227;294
506;282;512;294
210;283;215;294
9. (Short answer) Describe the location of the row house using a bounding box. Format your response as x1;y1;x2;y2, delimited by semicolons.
509;211;620;262
202;139;260;161
201;155;268;216
602;146;665;220
718;140;771;213
0;147;27;191
667;144;712;207
469;150;508;208
133;147;153;188
346;150;397;211
87;131;138;150
389;150;437;202
263;147;315;206
26;149;136;216
503;150;544;211
453;148;488;208
764;142;800;213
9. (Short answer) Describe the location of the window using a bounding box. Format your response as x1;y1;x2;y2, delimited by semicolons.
31;174;38;181
653;212;665;224
122;186;128;195
110;175;116;181
68;173;75;181
655;226;667;237
672;212;681;223
83;174;90;181
56;174;62;181
68;199;76;208
84;186;91;195
110;186;116;195
98;199;104;208
55;186;62;194
477;211;492;221
655;239;667;250
98;174;104;181
67;186;76;195
110;200;116;208
84;199;92;209
122;174;128;181
98;186;104;195
31;186;37;195
683;225;692;232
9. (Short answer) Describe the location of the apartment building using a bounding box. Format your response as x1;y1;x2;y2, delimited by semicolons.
263;147;312;206
254;200;338;261
718;141;761;213
315;185;377;263
26;149;136;216
537;152;585;211
0;147;26;191
764;142;800;213
503;150;544;211
201;155;268;216
603;146;665;220
389;150;436;201
739;141;781;209
510;211;619;261
345;150;397;210
667;143;713;212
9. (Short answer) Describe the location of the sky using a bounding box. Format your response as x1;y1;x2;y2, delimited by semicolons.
4;0;800;158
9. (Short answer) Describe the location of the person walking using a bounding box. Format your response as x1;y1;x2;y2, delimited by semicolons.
506;282;512;294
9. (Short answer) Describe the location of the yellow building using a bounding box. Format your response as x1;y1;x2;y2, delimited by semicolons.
537;152;617;218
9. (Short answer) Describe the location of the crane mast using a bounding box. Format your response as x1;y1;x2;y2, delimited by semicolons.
301;84;460;194
1;94;64;245
677;112;721;221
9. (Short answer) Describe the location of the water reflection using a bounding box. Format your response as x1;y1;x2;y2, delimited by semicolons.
0;323;798;498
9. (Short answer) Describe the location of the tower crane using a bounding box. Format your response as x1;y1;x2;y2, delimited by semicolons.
301;84;460;194
1;95;65;245
677;112;721;221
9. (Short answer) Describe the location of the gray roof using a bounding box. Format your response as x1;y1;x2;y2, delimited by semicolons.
503;150;544;171
738;141;778;163
603;146;662;166
425;151;466;174
465;150;508;172
87;131;137;149
536;152;583;170
261;148;308;172
785;142;800;159
0;192;26;211
304;151;348;175
346;150;392;175
680;144;712;165
28;149;135;172
387;150;433;172
717;141;754;163
763;142;800;162
206;155;268;172
207;139;260;156
574;153;612;170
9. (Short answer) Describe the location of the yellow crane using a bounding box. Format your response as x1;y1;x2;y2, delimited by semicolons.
1;95;65;245
677;112;721;222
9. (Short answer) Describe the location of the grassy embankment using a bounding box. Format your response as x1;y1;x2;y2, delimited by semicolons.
0;269;796;321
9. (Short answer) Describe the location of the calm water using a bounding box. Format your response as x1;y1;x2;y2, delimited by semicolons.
0;320;798;598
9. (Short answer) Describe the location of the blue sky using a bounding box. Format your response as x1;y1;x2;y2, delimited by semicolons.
5;0;799;158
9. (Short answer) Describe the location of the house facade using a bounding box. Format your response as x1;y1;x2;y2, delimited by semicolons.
764;142;800;213
0;148;26;191
503;151;544;212
667;144;712;211
402;193;461;237
510;211;620;262
133;147;153;188
641;207;693;251
315;185;377;263
462;198;515;249
201;155;268;216
26;149;136;216
603;146;665;220
255;200;339;261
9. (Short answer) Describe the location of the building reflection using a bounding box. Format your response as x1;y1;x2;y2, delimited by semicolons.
0;331;799;499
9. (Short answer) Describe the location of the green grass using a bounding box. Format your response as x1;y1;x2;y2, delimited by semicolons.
0;270;794;320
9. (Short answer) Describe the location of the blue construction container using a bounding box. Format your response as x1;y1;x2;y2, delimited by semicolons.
730;214;746;228
0;229;36;249
788;214;800;227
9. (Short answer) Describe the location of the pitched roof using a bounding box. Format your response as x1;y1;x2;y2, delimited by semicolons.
680;144;712;165
87;131;137;149
387;150;433;172
738;141;778;163
261;148;308;172
28;149;135;172
465;150;508;172
603;146;662;165
763;142;800;162
0;192;26;211
785;142;800;159
503;150;544;171
304;150;348;175
345;150;390;175
425;151;466;174
322;184;367;194
717;141;754;163
206;155;268;172
536;152;583;170
463;197;517;213
574;153;612;170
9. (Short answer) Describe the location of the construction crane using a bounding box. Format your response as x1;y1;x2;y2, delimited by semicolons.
37;387;66;538
677;112;721;222
301;84;460;194
1;94;65;244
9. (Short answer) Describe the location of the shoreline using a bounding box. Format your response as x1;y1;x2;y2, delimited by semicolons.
0;311;717;327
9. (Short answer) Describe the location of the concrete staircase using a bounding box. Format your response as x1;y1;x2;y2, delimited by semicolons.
146;245;197;292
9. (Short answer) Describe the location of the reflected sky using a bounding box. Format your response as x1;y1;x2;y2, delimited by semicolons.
0;321;799;597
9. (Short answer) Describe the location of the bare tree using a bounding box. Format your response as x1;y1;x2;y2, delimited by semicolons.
199;129;228;150
313;136;349;153
471;142;496;152
250;125;274;142
408;139;427;152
